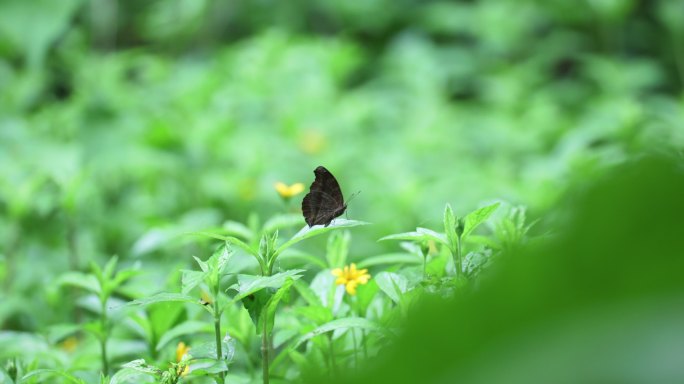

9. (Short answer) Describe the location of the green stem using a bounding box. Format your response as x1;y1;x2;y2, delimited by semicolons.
262;319;270;384
456;235;463;279
327;333;337;376
100;299;109;375
351;328;359;370
213;290;225;383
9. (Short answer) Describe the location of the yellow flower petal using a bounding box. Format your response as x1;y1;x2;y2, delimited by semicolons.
346;280;358;295
176;342;191;362
331;268;343;277
290;183;304;195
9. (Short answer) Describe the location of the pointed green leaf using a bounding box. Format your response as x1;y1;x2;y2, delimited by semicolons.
292;317;385;348
463;202;500;237
229;270;304;301
356;253;422;268
375;272;409;303
21;369;87;384
156;321;212;351
57;272;101;294
263;214;304;233
274;219;369;258
260;277;295;334
222;220;254;241
325;231;350;268
193;256;209;273
181;270;207;295
126;293;198;307
444;204;458;251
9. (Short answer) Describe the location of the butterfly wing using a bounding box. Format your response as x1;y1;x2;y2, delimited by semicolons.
302;166;346;227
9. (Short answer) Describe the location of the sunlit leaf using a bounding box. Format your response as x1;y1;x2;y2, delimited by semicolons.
292;317;385;348
156;321;212;351
274;219;369;258
229;270;304;301
463;202;500;237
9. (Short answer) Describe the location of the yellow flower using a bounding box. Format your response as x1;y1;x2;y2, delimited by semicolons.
274;182;305;199
298;129;327;155
60;336;79;353
176;341;191;376
331;263;371;295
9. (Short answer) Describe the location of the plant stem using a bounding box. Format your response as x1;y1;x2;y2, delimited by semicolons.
328;333;337;376
100;299;109;375
261;319;269;384
213;290;225;383
351;328;359;370
455;235;463;279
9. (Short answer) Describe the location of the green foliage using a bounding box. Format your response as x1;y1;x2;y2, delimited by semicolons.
1;0;682;382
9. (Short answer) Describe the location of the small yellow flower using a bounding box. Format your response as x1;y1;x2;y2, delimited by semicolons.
274;182;305;199
176;341;191;376
331;263;371;295
60;336;79;353
298;129;327;155
200;290;213;305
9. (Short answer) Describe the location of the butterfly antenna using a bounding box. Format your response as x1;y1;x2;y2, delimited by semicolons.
347;190;361;204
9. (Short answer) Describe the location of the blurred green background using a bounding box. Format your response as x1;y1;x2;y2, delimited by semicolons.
1;0;683;340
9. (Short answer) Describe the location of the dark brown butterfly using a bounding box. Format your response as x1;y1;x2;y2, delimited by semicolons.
302;166;347;227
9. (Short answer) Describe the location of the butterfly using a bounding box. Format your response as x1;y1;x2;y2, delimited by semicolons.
302;166;347;227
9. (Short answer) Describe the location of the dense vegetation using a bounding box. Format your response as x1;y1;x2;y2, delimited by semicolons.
1;0;683;383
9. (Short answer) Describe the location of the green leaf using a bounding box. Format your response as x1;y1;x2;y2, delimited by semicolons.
463;202;500;237
126;293;198;308
229;270;304;301
415;227;449;246
292;317;385;348
260;277;295;334
57;272;101;294
277;249;328;270
274;219;369;258
120;359;161;374
21;369;87;384
444;204;458;252
222;220;254;241
325;231;350;268
379;227;448;248
156;321;212;351
375;272;409;303
263;213;304;233
188;231;264;272
181;270;207;295
356;253;422;268
293;279;323;307
102;256;119;280
193;256;209;273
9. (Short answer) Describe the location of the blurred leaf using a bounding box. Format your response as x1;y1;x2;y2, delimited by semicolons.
274;219;369;257
443;204;458;251
263;214;304;233
222;220;254;241
156;320;212;351
229;270;304;301
375;272;409;304
126;293;198;307
57;272;101;295
357;253;422;268
463;202;500;238
21;369;86;384
190;232;264;272
292;317;385;348
181;270;206;295
260;277;295;334
325;230;350;268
